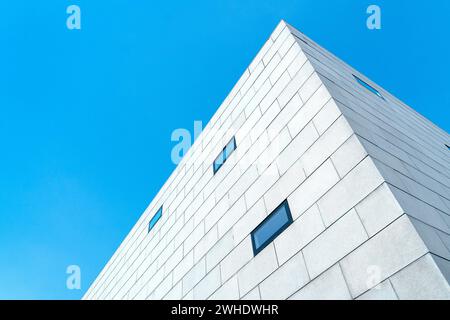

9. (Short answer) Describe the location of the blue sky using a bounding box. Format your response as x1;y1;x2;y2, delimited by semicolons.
0;0;449;299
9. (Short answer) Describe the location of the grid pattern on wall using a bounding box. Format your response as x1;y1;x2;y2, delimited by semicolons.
83;21;450;300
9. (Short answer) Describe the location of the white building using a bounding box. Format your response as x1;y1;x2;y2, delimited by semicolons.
84;21;450;300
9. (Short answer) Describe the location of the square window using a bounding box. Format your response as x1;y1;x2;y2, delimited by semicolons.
251;200;293;255
148;206;163;233
354;75;385;100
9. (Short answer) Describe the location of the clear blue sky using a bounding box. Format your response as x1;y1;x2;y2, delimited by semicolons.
0;0;449;299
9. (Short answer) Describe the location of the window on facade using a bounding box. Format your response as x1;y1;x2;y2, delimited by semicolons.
446;144;450;151
354;75;385;100
213;137;237;174
251;200;293;256
148;206;163;233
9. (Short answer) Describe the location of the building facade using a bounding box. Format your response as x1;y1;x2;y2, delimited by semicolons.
84;21;450;300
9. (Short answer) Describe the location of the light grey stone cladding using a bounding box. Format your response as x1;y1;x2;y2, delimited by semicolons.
84;20;450;300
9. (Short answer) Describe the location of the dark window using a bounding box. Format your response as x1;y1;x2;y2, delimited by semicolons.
354;75;384;100
446;144;450;150
213;137;237;174
251;200;293;256
148;206;163;233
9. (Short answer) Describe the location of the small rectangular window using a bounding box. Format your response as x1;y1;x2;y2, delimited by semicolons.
213;152;225;173
251;200;293;255
446;144;450;150
213;137;237;174
354;75;384;100
224;137;236;160
148;206;163;233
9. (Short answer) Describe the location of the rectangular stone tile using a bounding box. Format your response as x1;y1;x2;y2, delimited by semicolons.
254;53;281;91
398;174;449;214
233;198;267;245
250;100;281;144
290;264;351;300
313;99;342;135
431;253;450;283
205;196;230;232
244;162;280;209
390;254;450;300
355;183;404;237
263;26;290;65
237;243;279;297
277;62;314;108
260;71;291;114
390;185;450;234
276;121;319;175
208;275;239;300
259;251;310;300
298;72;324;103
182;258;206;296
173;251;194;286
255;127;292;174
206;231;235;272
228;165;259;206
164;245;184;277
303;209;368;279
271;41;301;84
264;157;306;215
277;33;296;58
318;157;384;227
274;204;325;265
218;197;247;238
287;51;308;78
193;266;221;300
330;135;368;178
288;159;340;220
249;38;272;72
152;273;173;300
220;237;254;283
287;84;329;138
184;221;205;254
437;229;450;254
193;225;219;264
409;217;450;260
340;215;428;298
269;94;303;142
300;115;354;176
